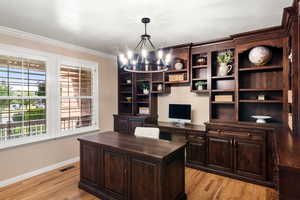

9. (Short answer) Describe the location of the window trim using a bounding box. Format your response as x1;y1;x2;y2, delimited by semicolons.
0;45;100;150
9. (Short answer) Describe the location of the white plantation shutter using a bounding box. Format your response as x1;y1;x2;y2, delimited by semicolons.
0;46;99;149
60;65;96;132
0;55;47;141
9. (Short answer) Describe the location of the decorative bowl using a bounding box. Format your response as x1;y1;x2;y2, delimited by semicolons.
126;97;132;102
249;46;272;66
251;115;272;123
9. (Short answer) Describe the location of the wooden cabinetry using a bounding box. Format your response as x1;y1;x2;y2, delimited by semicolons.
103;150;128;198
80;142;99;188
78;132;186;200
234;138;266;180
207;136;233;172
186;135;206;165
185;122;274;187
113;115;157;135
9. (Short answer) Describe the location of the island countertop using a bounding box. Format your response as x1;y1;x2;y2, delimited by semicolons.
78;131;187;160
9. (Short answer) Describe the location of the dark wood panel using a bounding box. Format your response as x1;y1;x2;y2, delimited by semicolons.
80;142;99;186
187;141;206;165
103;150;127;196
130;159;158;200
207;136;233;172
164;151;186;200
234;139;266;180
118;118;129;134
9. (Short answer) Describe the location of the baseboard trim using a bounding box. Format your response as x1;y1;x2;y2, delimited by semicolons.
0;157;79;187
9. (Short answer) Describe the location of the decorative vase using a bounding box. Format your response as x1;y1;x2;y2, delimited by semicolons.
174;59;183;70
197;57;207;65
157;84;163;91
143;89;149;95
249;46;272;66
218;63;232;76
197;85;203;91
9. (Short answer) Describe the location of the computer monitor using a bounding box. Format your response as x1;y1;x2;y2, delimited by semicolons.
169;104;191;124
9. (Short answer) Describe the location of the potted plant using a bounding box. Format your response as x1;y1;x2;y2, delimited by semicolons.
195;81;207;91
217;50;234;76
140;83;149;95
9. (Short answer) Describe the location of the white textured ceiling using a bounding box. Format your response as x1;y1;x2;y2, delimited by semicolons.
0;0;293;55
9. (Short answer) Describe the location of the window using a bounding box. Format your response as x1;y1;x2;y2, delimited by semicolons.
0;46;99;149
60;65;95;132
0;55;46;141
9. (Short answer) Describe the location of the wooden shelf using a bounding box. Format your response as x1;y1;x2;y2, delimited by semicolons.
151;91;164;94
152;81;164;83
136;102;149;104
165;80;189;84
136;94;149;96
239;65;283;72
211;89;235;92
120;91;132;94
119;71;131;74
239;100;283;103
120;83;132;86
212;101;235;104
191;90;209;93
120;101;133;104
166;69;188;73
136;80;150;82
212;75;234;80
192;78;207;81
192;65;207;69
239;88;283;92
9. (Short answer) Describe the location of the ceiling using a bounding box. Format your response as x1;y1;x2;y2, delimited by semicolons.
0;0;293;55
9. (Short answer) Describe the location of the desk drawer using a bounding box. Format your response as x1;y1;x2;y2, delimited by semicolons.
207;125;265;135
208;130;265;141
188;134;205;142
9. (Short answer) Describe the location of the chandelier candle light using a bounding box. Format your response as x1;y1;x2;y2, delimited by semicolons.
119;18;172;73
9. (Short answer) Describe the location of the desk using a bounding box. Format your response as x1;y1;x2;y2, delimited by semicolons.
78;131;187;200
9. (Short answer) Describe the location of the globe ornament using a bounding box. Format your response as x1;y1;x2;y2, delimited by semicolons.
248;46;272;66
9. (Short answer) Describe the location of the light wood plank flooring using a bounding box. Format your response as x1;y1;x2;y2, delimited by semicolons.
0;162;277;200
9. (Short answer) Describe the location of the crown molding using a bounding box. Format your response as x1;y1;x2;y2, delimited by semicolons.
0;26;116;60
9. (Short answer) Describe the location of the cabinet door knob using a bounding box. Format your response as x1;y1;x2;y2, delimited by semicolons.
247;133;252;137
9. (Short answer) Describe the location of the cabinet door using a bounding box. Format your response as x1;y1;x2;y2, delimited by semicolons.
129;158;158;200
207;136;233;172
128;120;143;135
234;139;266;180
80;142;99;187
103;150;128;198
118;118;129;134
186;141;206;165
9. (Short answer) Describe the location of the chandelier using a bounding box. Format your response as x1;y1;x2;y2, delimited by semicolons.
119;18;171;73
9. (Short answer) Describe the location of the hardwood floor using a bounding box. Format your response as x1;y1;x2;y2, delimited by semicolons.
0;162;277;200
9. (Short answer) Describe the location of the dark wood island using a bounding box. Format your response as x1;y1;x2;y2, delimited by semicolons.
78;131;187;200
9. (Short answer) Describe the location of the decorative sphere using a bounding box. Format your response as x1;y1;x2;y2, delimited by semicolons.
248;46;272;66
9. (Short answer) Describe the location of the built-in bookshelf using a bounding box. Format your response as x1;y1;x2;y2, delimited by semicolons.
210;48;236;122
237;42;286;124
165;45;190;84
119;70;134;115
117;37;289;127
190;50;209;93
